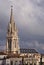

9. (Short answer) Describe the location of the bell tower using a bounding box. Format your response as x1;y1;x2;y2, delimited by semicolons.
6;6;20;54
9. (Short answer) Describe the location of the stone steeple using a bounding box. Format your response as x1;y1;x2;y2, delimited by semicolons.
10;6;14;23
6;6;20;54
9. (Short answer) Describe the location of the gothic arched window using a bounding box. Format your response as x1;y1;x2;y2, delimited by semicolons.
8;39;12;52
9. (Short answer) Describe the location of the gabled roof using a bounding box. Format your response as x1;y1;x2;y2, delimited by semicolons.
20;48;38;53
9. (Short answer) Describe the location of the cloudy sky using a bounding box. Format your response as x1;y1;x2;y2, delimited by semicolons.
0;0;44;53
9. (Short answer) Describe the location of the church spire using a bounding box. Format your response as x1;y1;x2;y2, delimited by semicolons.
10;5;14;23
6;6;20;54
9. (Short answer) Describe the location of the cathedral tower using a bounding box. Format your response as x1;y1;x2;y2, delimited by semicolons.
6;6;20;54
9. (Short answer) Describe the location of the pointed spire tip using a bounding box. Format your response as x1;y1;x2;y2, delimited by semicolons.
10;5;14;23
11;5;13;7
11;5;13;9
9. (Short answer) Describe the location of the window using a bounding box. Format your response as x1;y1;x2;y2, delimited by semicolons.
11;61;13;65
14;39;16;48
7;64;9;65
8;39;12;52
14;61;17;65
30;64;32;65
19;61;22;65
34;63;36;65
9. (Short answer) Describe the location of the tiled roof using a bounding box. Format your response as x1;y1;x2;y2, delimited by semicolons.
6;54;28;58
20;49;38;53
0;52;7;55
0;48;38;55
6;54;20;58
41;54;44;57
